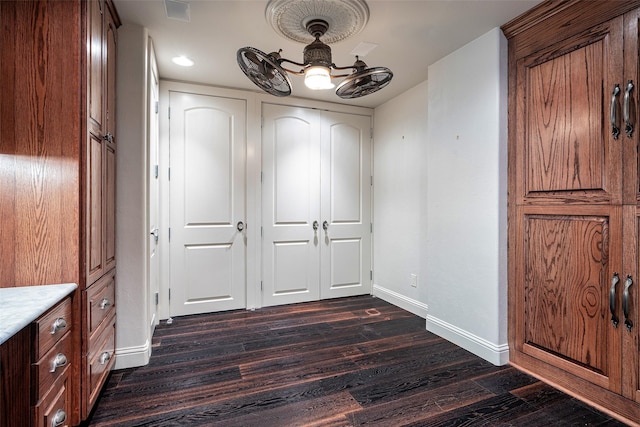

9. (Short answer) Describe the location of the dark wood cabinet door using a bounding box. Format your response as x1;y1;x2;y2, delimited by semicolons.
514;17;624;205
88;0;104;131
514;206;623;393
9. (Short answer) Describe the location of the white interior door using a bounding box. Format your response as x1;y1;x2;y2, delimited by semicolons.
168;91;246;316
148;53;160;328
262;104;321;306
262;104;371;307
320;111;372;299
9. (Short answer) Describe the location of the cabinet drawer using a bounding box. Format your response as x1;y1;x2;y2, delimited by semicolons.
87;319;115;409
86;272;115;339
32;297;71;360
32;332;72;402
33;368;70;427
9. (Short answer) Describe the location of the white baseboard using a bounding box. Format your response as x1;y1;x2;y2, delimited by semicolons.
372;284;429;319
114;340;151;370
426;314;509;366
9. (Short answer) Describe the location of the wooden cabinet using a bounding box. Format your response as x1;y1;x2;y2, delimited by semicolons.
504;1;640;424
31;298;73;427
0;0;120;424
83;0;119;420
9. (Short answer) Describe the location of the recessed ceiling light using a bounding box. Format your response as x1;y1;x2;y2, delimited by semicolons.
172;56;194;67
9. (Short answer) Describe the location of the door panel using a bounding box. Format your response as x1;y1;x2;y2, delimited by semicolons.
516;207;622;393
516;18;623;205
169;92;246;316
262;105;371;306
262;104;320;306
320;112;371;299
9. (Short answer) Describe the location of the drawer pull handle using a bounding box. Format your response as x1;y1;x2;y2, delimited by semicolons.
51;409;67;427
51;318;67;335
100;298;111;310
50;353;67;373
100;351;111;365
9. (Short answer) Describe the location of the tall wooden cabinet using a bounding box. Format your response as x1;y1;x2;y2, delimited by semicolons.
503;1;640;424
0;0;119;424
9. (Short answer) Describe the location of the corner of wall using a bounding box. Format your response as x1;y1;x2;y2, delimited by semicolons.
426;315;509;366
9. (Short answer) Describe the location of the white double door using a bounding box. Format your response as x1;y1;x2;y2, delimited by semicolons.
262;103;372;307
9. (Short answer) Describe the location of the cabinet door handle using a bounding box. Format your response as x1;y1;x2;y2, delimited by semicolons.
102;132;113;143
100;351;112;365
610;272;620;327
50;353;68;373
611;84;621;139
624;80;634;138
51;409;67;427
322;221;329;231
623;275;633;331
100;298;111;310
51;317;67;335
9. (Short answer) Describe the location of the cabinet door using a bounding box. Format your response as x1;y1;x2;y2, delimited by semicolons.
87;131;104;284
87;0;103;131
624;206;640;403
513;206;623;394
514;17;624;205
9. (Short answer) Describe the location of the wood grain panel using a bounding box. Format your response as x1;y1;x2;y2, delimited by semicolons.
523;214;609;373
526;42;604;194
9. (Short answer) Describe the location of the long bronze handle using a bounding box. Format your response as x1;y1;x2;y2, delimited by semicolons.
611;84;621;139
623;275;633;331
624;80;634;138
610;272;620;327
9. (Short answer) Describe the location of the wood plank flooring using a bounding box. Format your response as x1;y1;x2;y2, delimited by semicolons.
87;296;626;426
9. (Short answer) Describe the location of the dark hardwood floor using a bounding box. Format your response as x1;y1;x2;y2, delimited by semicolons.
87;296;627;426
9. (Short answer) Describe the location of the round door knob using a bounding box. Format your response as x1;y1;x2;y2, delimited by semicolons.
237;221;245;232
322;221;329;231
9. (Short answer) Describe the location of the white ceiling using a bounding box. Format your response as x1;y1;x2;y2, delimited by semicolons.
113;0;542;108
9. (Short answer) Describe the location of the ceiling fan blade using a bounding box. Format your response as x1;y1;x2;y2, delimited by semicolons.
336;67;393;99
237;46;292;97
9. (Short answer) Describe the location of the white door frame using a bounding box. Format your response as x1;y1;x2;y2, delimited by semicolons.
158;81;373;318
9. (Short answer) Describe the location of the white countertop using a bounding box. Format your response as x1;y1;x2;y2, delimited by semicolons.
0;283;77;345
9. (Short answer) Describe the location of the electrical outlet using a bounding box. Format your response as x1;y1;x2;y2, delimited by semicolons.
410;273;417;288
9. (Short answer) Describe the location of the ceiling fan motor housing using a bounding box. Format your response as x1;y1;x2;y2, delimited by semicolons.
303;40;332;68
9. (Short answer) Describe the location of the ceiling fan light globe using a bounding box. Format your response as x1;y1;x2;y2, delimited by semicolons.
304;66;335;90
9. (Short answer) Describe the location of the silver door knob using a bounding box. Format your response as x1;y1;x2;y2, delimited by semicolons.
322;221;329;231
237;221;245;232
313;220;319;230
150;228;159;242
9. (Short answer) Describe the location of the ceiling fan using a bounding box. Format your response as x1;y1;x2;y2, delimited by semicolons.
236;0;393;99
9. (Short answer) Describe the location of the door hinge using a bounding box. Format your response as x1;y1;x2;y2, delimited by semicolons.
260;281;263;291
261;226;263;238
168;288;171;300
154;164;159;179
370;128;373;139
370;270;373;280
370;175;373;186
261;171;263;183
168;227;171;242
154;292;159;305
168;167;171;180
155;101;159;114
168;106;171;119
370;223;373;233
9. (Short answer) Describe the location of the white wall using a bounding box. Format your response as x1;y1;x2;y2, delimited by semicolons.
114;23;152;369
373;27;509;365
372;81;429;317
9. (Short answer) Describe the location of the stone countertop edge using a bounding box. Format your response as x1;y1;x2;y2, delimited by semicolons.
0;283;78;346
